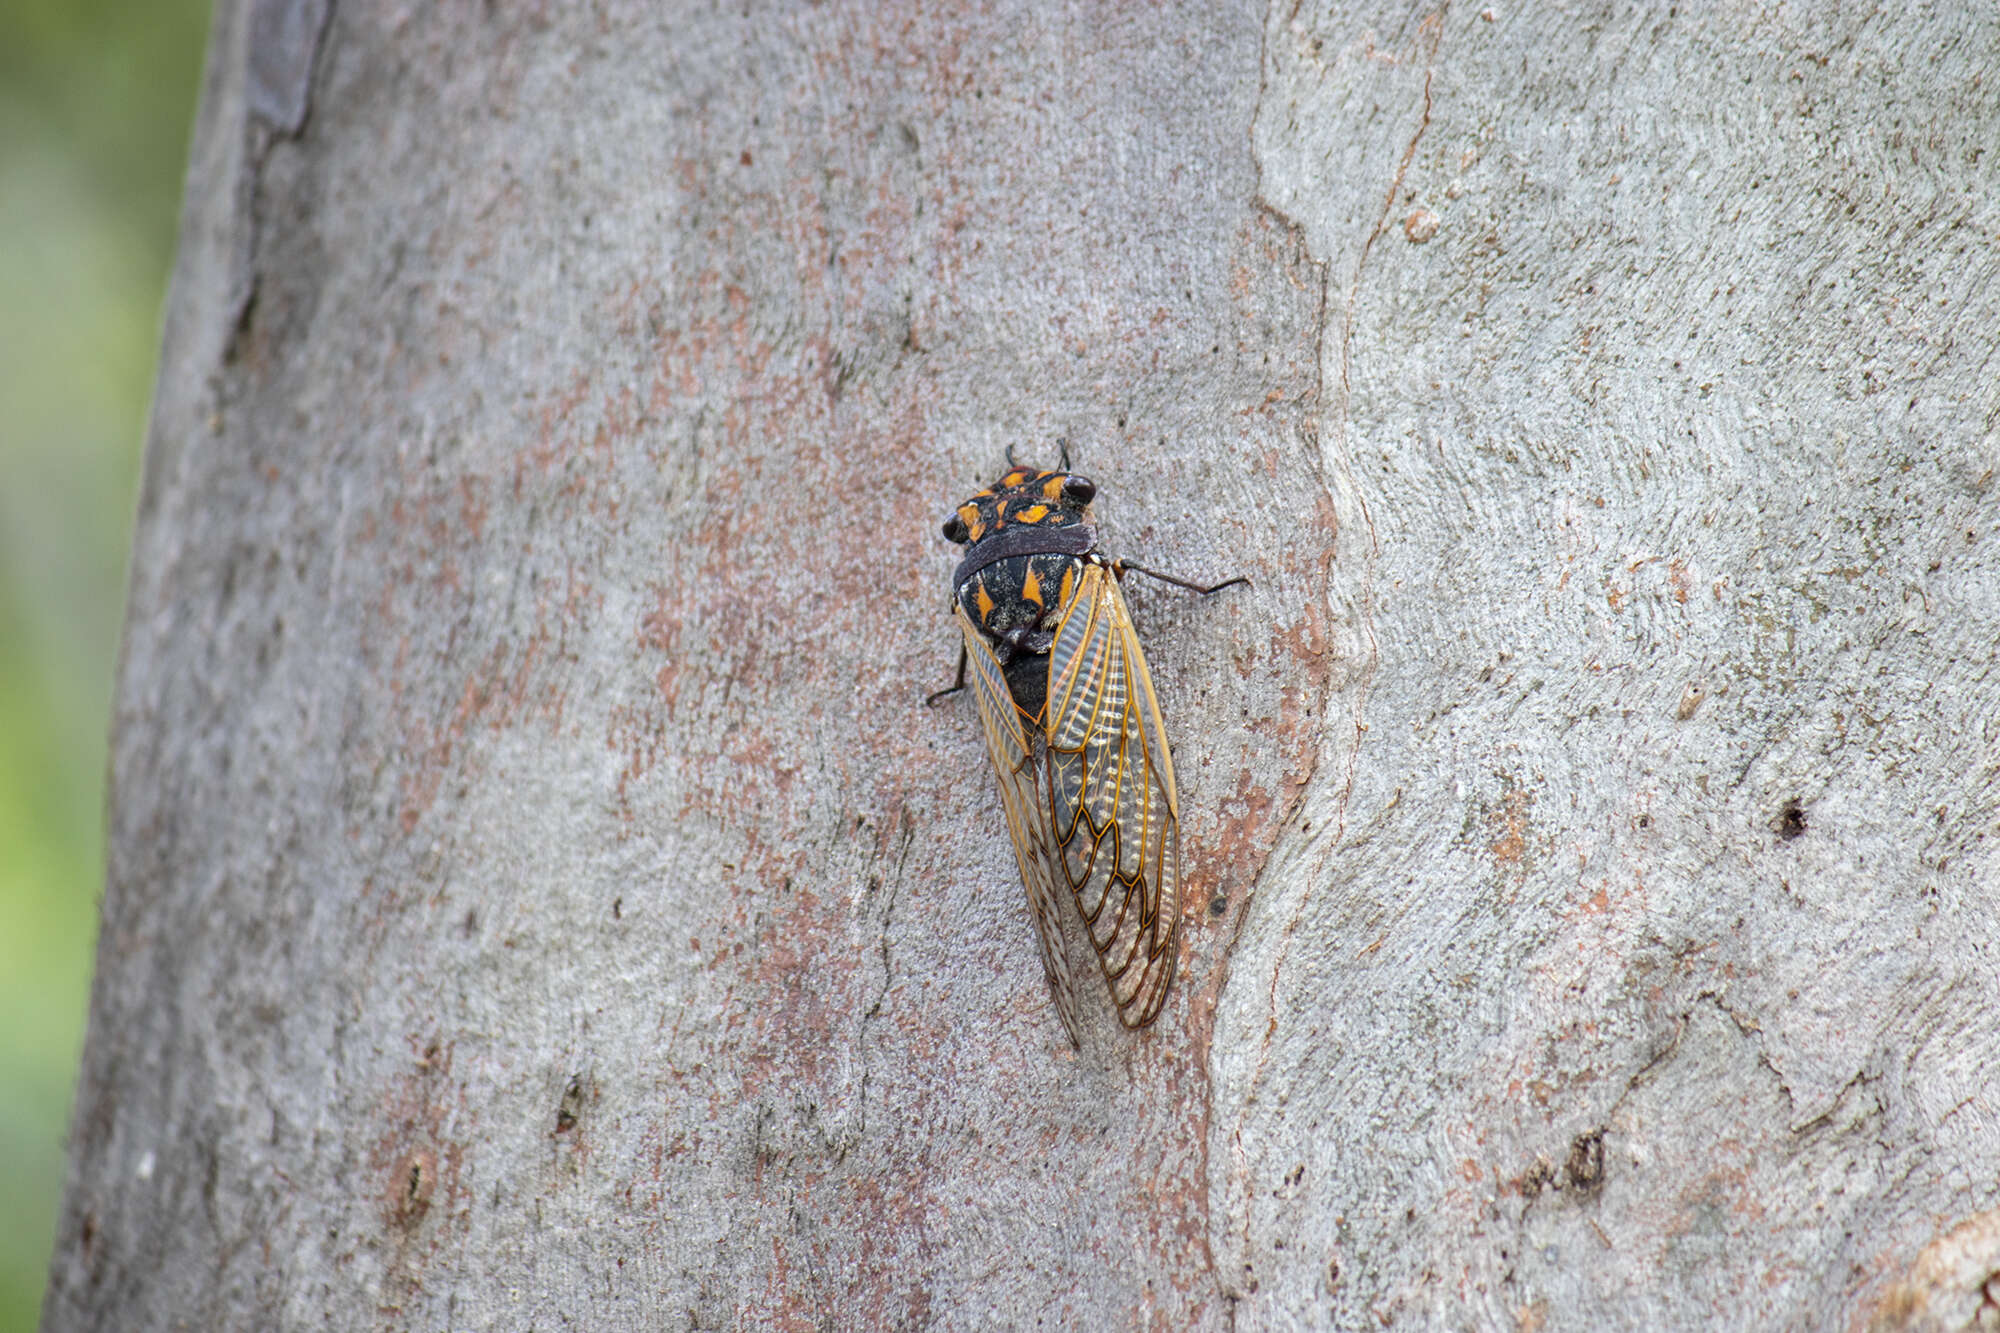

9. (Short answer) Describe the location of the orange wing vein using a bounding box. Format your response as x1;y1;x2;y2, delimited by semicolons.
1042;563;1181;1027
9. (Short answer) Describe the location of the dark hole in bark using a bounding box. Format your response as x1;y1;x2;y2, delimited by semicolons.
1777;798;1808;840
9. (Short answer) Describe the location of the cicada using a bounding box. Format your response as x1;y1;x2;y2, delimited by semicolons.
930;451;1244;1046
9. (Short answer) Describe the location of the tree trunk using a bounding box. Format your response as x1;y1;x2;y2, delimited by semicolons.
46;1;2000;1328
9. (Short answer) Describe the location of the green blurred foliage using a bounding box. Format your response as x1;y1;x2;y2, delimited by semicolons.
0;0;213;1323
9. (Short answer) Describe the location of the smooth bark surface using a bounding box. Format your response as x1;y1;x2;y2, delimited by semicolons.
47;2;2000;1329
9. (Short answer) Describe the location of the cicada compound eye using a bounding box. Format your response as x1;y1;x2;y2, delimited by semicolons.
941;514;970;544
1061;474;1096;506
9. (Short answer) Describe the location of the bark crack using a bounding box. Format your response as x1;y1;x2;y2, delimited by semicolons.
1191;14;1355;1311
1212;6;1447;1299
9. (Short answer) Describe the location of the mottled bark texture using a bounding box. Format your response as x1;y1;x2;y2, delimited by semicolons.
44;1;2000;1329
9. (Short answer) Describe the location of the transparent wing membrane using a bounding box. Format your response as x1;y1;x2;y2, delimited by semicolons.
957;606;1083;1047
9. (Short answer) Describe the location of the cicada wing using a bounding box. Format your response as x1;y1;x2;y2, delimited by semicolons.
1043;563;1181;1028
956;606;1083;1047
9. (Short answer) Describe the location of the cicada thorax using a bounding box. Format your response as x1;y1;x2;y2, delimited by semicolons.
955;551;1087;720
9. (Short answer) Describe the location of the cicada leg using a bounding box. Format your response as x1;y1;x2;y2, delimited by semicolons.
1112;560;1249;597
926;644;969;706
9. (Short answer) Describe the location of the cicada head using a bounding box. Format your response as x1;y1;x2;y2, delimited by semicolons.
941;463;1097;546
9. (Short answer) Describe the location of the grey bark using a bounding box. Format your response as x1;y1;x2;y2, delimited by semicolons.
45;1;2000;1329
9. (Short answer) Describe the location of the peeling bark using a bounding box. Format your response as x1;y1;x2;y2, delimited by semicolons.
45;2;2000;1330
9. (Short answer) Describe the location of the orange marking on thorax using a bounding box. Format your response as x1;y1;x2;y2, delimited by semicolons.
1058;566;1076;609
1022;567;1044;606
974;579;996;621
